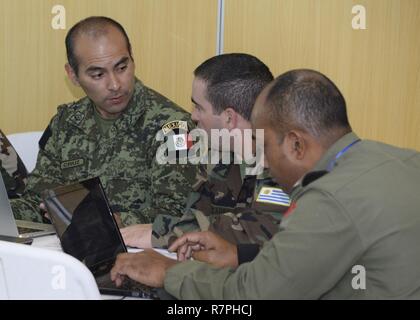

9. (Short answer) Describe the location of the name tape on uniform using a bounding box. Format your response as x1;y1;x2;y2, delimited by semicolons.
61;158;84;169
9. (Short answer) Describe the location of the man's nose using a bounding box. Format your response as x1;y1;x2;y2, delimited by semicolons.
108;73;121;91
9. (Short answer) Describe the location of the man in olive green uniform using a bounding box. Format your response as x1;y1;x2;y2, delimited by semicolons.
11;16;196;225
111;69;420;299
121;54;289;251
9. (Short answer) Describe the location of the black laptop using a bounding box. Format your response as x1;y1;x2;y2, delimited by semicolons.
42;177;159;299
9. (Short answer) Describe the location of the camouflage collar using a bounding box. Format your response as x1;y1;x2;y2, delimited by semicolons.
67;78;147;136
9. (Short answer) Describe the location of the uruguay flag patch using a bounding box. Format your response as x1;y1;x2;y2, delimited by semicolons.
256;187;290;206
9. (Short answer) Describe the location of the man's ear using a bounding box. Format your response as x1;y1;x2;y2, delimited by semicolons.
65;63;80;87
223;108;237;130
285;130;306;160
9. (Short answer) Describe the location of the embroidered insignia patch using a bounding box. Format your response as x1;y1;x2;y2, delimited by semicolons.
162;120;188;135
172;134;188;151
256;187;290;206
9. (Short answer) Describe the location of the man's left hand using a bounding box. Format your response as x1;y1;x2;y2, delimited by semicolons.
169;231;238;268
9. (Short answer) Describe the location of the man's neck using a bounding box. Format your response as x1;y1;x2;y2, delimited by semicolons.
94;105;124;120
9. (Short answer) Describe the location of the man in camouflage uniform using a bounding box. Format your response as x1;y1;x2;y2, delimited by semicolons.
0;130;28;198
122;53;290;250
11;16;197;225
150;162;289;250
111;69;420;299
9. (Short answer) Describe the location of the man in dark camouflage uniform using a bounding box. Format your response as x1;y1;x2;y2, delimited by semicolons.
122;53;290;249
10;16;197;225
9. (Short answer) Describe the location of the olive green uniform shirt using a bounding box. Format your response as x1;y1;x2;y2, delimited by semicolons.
164;132;420;299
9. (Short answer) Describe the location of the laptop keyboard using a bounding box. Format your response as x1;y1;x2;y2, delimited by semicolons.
120;278;156;295
96;272;158;299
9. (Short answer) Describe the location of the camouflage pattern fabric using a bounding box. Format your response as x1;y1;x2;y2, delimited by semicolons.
152;161;290;248
0;130;28;197
11;79;198;224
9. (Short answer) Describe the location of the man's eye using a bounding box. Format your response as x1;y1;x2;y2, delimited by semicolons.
118;65;127;72
91;73;103;79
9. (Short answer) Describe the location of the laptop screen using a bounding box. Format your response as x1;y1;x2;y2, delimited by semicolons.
43;177;126;270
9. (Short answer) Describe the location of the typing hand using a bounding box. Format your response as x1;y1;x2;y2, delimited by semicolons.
111;249;178;288
120;224;152;248
169;231;238;268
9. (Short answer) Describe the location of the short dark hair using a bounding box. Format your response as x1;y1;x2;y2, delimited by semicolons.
264;69;351;140
194;53;273;121
65;16;133;75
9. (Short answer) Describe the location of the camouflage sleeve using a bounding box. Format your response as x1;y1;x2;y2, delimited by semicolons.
149;186;285;249
151;208;281;249
151;206;202;248
11;109;64;222
149;162;210;248
150;165;208;248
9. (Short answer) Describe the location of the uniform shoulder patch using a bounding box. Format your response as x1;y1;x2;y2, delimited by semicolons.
172;134;188;151
68;110;85;125
161;120;188;135
256;187;290;206
162;120;191;152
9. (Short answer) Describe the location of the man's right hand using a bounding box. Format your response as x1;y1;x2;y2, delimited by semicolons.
120;224;152;248
168;231;238;269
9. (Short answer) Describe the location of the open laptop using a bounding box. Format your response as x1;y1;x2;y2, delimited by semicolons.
0;174;55;240
42;177;160;299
